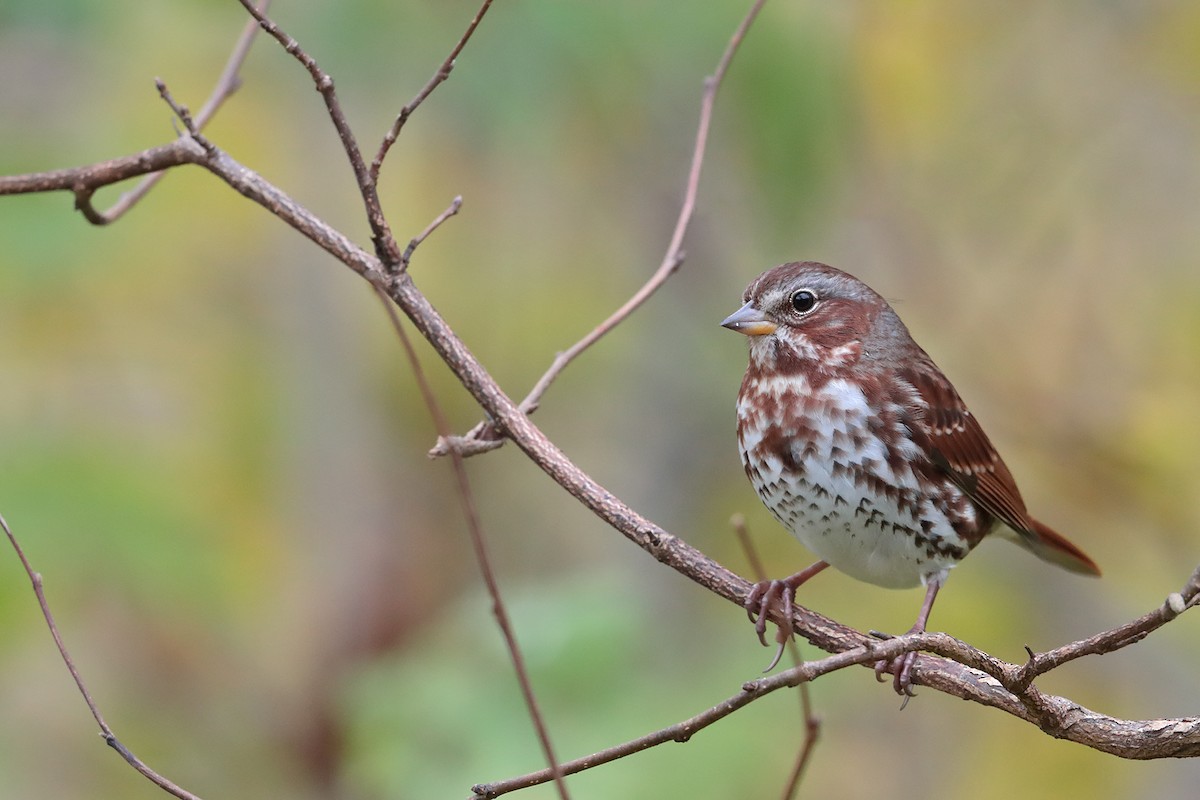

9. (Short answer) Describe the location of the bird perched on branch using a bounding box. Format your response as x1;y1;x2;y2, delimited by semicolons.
722;261;1100;697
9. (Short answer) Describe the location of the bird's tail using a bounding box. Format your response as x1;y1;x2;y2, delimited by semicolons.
1016;518;1101;576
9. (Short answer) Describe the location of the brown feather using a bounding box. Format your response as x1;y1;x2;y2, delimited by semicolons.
901;362;1099;576
1027;518;1102;575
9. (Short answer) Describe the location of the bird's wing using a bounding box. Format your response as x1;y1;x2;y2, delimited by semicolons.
899;362;1036;535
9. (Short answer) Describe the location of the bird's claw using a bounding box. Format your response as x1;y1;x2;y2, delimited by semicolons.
873;632;920;705
744;578;797;663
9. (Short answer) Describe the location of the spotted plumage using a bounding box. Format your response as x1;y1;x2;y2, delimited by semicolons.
723;261;1099;696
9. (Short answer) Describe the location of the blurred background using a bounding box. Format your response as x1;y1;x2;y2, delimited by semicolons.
1;1;1198;797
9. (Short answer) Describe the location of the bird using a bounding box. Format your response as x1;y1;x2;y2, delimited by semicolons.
721;261;1100;697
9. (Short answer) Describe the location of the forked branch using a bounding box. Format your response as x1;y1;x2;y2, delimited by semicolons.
430;0;769;458
476;590;1200;796
74;0;270;225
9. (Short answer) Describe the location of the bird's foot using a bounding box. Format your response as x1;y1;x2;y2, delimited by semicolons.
870;578;940;707
870;628;920;707
745;578;797;671
744;561;830;672
745;578;795;645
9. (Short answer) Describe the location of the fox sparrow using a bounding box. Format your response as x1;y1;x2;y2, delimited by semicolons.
722;261;1100;697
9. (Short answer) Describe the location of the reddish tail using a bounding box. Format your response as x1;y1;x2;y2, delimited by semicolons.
1024;519;1101;576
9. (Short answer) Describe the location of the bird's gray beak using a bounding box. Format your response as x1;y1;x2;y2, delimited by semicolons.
721;302;777;336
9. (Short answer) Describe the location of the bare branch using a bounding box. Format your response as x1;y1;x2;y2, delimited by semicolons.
76;2;270;225
371;0;496;179
235;0;403;265
1010;569;1200;691
401;195;463;269
198;147;384;284
430;428;505;459
155;79;204;141
374;288;571;799
192;1;270;127
472;637;925;797
0;137;369;286
477;594;1200;796
0;142;202;197
431;0;768;458
0;0;267;225
1;512;205;800
517;0;766;405
732;514;820;799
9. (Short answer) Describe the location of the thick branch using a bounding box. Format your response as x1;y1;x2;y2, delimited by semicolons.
0;143;200;198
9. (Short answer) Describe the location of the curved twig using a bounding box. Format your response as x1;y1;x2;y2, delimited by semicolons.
373;264;570;797
74;1;270;225
1;513;205;800
430;0;769;458
371;0;496;180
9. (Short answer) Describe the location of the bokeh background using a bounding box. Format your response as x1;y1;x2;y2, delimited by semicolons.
2;1;1199;797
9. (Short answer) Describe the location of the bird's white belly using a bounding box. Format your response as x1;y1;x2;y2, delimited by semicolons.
739;377;968;589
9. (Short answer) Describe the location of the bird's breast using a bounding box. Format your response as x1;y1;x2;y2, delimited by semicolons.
737;374;977;588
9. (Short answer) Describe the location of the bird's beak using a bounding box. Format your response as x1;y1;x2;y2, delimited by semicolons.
721;302;777;336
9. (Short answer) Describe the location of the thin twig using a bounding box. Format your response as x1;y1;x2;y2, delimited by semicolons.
371;0;496;180
155;80;202;140
191;1;270;127
431;0;768;457
73;0;269;225
235;0;403;265
401;195;463;269
731;513;821;799
1010;570;1200;691
517;0;766;407
731;513;767;586
478;587;1200;797
0;512;205;800
373;286;570;800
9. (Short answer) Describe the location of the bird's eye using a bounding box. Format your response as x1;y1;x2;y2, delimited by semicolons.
790;289;818;314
